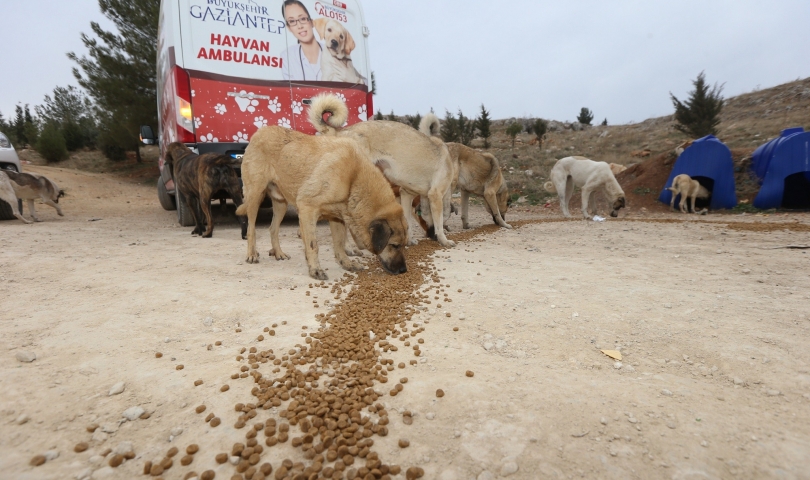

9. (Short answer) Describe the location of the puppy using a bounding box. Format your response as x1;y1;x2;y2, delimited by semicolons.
235;93;408;280
2;170;64;222
0;171;29;224
667;173;710;213
165;143;246;239
609;163;627;176
544;156;626;219
313;18;365;84
310;105;457;247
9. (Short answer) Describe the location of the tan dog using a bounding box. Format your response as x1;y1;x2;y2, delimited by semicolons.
310;106;457;247
544;156;626;219
609;163;627;176
312;18;365;84
418;114;511;230
235;94;407;280
667;173;710;213
1;170;64;222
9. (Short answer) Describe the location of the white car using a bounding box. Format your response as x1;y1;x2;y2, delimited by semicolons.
0;132;23;220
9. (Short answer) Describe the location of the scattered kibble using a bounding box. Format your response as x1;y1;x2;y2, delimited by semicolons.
155;352;163;358
195;405;206;414
74;442;89;453
176;364;184;370
436;389;445;398
466;370;474;377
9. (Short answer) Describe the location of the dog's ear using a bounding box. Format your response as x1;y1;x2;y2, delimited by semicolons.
344;30;356;55
58;189;66;199
369;219;391;254
312;18;327;40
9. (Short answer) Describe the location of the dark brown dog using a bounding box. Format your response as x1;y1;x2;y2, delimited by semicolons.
166;142;246;238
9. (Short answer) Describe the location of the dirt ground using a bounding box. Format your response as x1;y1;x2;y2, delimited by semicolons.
2;165;810;480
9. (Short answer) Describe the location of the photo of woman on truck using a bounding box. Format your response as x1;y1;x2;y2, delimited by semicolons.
280;0;323;81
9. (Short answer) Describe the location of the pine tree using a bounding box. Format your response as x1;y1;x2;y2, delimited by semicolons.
457;110;475;146
506;122;522;149
374;110;384;121
440;110;459;143
37;122;68;162
36;86;97;150
601;118;608;126
370;71;377;96
577;107;594;125
532;118;548;148
405;113;422;130
476;104;492;149
670;71;724;138
387;110;396;121
69;0;159;161
13;105;26;146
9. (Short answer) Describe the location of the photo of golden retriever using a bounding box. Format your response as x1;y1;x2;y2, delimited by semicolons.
667;173;710;213
235;93;407;280
1;170;64;222
313;18;365;84
544;156;626;219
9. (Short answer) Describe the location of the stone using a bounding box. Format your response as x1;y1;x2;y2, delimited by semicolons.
661;389;673;397
91;430;108;443
742;269;751;274
88;455;105;465
614;362;623;369
600;417;608;425
100;423;118;434
477;471;496;480
425;412;435;420
733;378;745;386
15;351;36;363
767;389;780;396
500;461;519;476
75;467;93;480
44;450;60;461
113;442;134;456
203;317;213;327
483;342;494;351
122;407;144;421
108;382;125;396
16;413;30;425
91;466;115;479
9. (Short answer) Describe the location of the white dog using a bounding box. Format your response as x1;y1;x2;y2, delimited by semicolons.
0;171;28;223
313;18;365;84
544;156;626;218
667;173;709;213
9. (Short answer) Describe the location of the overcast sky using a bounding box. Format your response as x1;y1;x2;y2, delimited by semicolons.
2;0;809;126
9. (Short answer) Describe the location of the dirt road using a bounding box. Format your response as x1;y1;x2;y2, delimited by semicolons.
2;165;810;480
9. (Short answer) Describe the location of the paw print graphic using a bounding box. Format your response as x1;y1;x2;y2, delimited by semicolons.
194;117;202;129
199;133;219;143
191;89;196;98
278;118;291;129
291;101;303;115
214;104;227;115
234;90;260;112
267;97;281;114
233;131;249;143
253;116;268;129
335;93;346;102
357;104;367;122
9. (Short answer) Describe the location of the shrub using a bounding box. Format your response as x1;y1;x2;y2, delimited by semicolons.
532;119;548;148
37;122;68;162
506;122;522;149
577;107;594;125
476;104;492;149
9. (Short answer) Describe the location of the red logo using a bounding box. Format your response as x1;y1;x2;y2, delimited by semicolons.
332;1;347;8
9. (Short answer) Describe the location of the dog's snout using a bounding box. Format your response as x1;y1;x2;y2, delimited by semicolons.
610;210;619;218
330;39;339;48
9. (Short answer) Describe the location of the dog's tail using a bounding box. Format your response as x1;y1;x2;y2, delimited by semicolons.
419;113;441;137
307;93;349;135
543;181;557;193
235;204;247;216
481;152;503;187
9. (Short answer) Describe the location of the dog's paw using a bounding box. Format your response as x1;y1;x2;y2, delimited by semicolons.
57;212;64;217
309;267;328;280
246;254;259;264
269;249;290;261
438;238;456;248
202;231;213;238
501;222;513;229
345;247;363;257
339;259;363;272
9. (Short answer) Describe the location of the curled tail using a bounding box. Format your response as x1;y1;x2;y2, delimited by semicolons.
544;181;557;193
419;113;440;137
481;152;503;188
307;93;349;135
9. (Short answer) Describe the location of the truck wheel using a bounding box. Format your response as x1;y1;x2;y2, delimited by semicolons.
176;189;196;227
157;178;176;211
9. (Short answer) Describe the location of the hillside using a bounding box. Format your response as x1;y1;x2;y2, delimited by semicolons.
483;77;810;211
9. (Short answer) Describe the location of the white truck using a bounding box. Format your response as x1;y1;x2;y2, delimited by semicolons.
142;0;373;225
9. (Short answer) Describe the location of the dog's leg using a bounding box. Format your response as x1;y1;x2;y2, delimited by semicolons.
679;193;688;213
268;199;290;260
690;190;699;214
670;190;677;211
297;205;327;280
231;188;247;240
242;189;264;264
589;191;598;216
200;191;215;238
460;191;471;229
188;195;205;235
560;178;574;218
580;186;593;219
483;190;512;229
398;190;419;246
427;187;455;247
27;200;41;222
43;199;63;217
329;221;363;271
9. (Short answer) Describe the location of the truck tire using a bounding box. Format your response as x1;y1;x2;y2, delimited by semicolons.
157;178;176;211
176;189;196;227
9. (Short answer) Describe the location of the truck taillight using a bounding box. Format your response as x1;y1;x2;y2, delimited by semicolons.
174;66;195;143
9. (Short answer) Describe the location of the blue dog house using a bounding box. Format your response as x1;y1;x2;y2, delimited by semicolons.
658;135;738;210
753;128;810;209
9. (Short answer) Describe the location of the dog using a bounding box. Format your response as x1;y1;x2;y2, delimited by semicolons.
544;156;626;219
311;104;457;248
667;173;710;213
675;140;694;156
418;114;511;230
235;93;408;280
1;170;64;222
165;143;246;239
312;18;365;84
609;163;627;176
